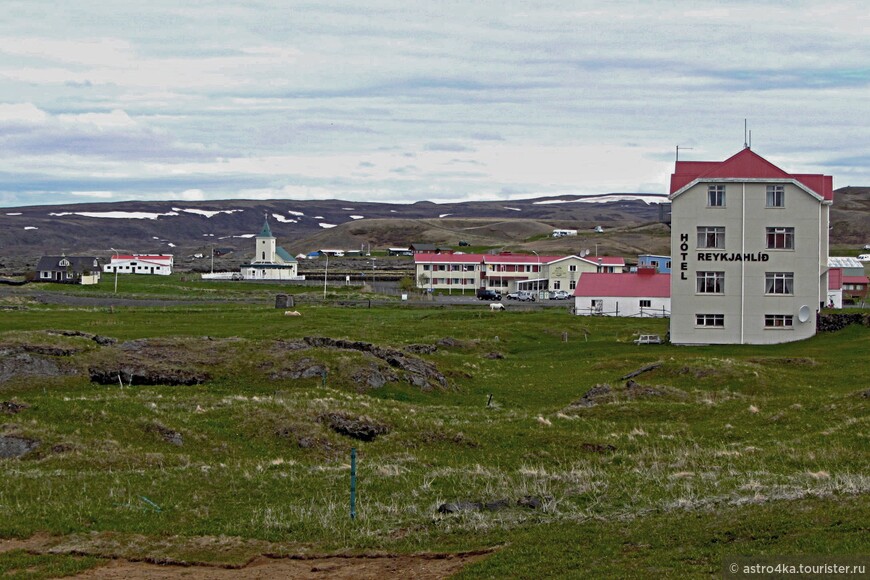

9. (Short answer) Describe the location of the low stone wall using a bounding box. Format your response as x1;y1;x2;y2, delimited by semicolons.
817;312;870;332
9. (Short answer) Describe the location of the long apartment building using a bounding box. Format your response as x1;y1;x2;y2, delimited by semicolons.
669;148;833;345
414;253;624;293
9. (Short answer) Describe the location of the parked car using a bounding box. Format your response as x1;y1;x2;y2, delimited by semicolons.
864;244;870;250
858;254;870;262
507;291;535;301
476;289;502;300
549;290;571;300
511;290;536;302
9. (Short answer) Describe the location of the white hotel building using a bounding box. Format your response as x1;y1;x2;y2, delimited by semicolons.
669;148;833;345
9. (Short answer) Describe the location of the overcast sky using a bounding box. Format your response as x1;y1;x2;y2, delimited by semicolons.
1;1;868;207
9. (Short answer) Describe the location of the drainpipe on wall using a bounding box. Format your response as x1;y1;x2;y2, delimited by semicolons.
740;183;746;345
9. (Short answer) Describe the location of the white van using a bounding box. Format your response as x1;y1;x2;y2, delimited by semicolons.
858;254;870;262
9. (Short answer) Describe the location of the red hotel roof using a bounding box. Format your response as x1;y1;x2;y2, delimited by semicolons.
669;148;833;201
573;272;671;298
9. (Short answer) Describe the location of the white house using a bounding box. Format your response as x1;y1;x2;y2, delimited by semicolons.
572;270;671;317
103;254;174;276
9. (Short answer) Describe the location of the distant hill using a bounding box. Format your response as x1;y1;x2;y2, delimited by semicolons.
1;187;866;274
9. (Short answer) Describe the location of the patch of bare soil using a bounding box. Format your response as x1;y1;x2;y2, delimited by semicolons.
71;552;488;579
0;536;491;579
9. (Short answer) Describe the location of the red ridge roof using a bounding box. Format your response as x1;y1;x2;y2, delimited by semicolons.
669;148;833;200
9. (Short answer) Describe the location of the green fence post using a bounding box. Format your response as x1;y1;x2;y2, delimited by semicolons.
350;447;357;520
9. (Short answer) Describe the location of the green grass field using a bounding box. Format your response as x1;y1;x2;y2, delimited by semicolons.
0;277;868;577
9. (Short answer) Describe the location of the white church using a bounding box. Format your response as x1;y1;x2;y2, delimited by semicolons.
240;219;302;281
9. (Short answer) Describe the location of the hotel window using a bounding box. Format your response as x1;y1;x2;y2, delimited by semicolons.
707;185;725;207
764;314;793;328
765;272;794;295
766;185;785;208
569;265;577;272
696;271;724;294
766;227;794;249
639;299;652;308
697;226;725;249
553;281;561;289
696;314;725;327
569;280;577;289
422;265;430;271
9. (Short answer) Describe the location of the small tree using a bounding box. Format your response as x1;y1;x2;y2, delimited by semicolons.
398;276;416;292
417;273;430;289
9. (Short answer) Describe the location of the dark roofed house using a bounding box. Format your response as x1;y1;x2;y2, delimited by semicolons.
410;243;453;254
36;256;102;285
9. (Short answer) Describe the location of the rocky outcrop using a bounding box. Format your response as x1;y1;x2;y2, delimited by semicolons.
0;435;40;458
0;349;75;383
319;412;390;442
88;366;209;386
303;337;449;391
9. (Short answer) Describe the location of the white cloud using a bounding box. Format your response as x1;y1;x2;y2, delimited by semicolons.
70;191;114;199
0;102;48;125
0;1;867;207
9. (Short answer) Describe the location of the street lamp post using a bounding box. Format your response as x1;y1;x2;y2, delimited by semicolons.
323;253;329;299
110;248;120;293
532;250;541;297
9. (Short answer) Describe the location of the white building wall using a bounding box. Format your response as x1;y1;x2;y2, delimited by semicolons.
102;261;172;275
670;180;828;345
573;296;670;317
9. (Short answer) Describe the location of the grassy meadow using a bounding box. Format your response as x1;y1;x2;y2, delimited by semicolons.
0;276;868;577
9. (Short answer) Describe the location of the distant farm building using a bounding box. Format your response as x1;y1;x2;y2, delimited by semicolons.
103;254;173;276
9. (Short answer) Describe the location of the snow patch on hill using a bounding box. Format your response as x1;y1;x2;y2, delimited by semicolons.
49;211;180;219
172;207;244;218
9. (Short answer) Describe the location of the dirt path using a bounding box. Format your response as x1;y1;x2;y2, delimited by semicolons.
1;537;490;579
70;553;487;579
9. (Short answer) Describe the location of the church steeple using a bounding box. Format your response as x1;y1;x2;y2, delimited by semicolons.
259;217;274;238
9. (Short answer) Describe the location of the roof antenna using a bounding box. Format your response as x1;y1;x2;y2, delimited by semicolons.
744;119;749;149
675;145;693;161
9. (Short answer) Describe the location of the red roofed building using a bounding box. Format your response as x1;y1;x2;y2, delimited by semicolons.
103;254;174;276
669;148;833;344
824;257;870;308
572;269;670;317
414;253;626;294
